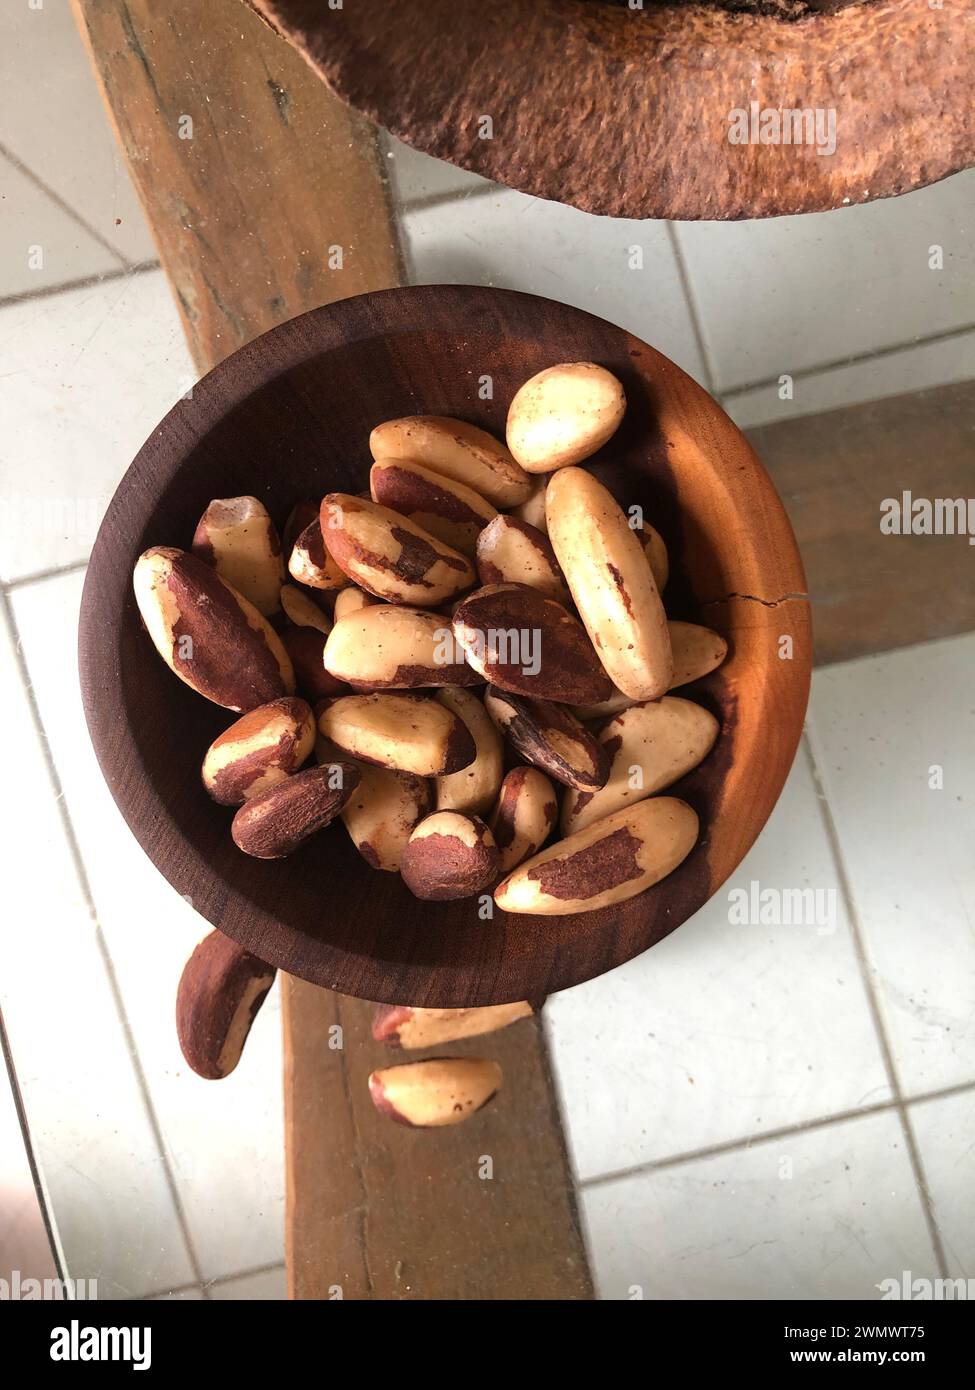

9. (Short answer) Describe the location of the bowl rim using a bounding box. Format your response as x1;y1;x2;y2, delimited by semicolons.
79;283;811;1005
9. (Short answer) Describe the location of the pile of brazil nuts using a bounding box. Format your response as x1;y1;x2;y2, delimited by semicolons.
140;361;729;1122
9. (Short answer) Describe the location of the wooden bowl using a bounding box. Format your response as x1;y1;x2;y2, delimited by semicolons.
78;285;810;1007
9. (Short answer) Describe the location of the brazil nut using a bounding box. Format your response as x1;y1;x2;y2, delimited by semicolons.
231;761;359;858
561;696;719;835
475;515;570;603
372;1001;533;1048
452;583;612;705
202;696;315;805
279;583;332;634
321;493;475;605
370;457;497;557
637;521;669;591
506;362;625;472
369;415;531;508
489;766;558;874
280;626;349;702
340;762;431;871
332;585;378;621
546;467;672;700
495;797;699;915
288;518;348;593
133;546;295;711
319;692;476;776
323;605;477;689
368;1058;503;1127
176;931;276;1080
192;495;284;617
400;811;500;900
434;687;504;816
669;620;729;687
484;686;609;791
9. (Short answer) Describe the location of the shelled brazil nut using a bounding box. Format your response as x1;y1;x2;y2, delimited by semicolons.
368;1058;503;1127
176;931;276;1080
372;1001;533;1048
231;761;360;858
489;766;558;874
546;467;673;700
495;798;699;916
474;514;569;603
561;697;720;836
400;811;500;900
288;517;348;592
202;696;315;805
192;495;284;617
320;692;476;776
279;583;332;634
506;362;626;472
133;546;295;710
572;620;729;720
370;456;498;558
281;626;349;702
340;763;431;871
452;582;612;705
484;687;609;791
434;687;504;816
322;492;476;605
370;415;532;508
324;605;479;689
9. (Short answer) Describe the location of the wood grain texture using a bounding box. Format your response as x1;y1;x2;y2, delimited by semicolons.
748;379;975;666
71;0;403;371
78;285;810;1007
247;0;974;220
284;977;592;1299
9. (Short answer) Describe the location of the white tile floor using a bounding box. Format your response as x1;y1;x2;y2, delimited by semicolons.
1;18;973;1302
582;1109;938;1301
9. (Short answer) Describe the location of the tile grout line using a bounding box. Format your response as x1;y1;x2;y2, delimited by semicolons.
202;1259;286;1295
395;181;502;217
581;1097;898;1192
0;591;211;1297
0;139;135;273
579;1077;975;1193
4;559;90;594
723;322;975;400
665;221;719;398
141;1261;286;1301
800;728;950;1278
0;259;160;312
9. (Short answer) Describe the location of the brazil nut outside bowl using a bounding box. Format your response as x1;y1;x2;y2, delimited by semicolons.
77;285;811;1008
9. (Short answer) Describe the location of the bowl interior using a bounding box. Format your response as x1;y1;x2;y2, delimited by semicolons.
79;285;809;1006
